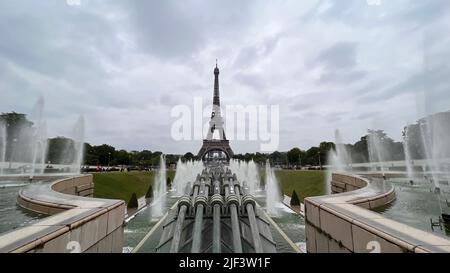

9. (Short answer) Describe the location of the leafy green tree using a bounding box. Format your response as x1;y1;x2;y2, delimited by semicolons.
128;193;138;208
139;150;153;161
290;190;300;206
114;149;130;165
0;112;34;162
305;147;320;165
319;142;335;165
352;136;368;163
165;154;178;165
183;152;194;161
92;144;115;165
47;137;76;164
269;151;283;165
83;142;98;165
145;185;153;199
287;147;302;166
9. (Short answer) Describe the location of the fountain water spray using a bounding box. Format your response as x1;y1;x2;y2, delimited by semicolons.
2;97;49;176
0;121;6;175
367;130;389;176
418;114;450;190
172;157;185;195
265;160;282;217
172;159;204;196
0;97;86;176
30;97;48;178
402;126;415;182
69;116;85;174
326;129;352;194
229;159;261;194
152;154;167;218
247;160;261;193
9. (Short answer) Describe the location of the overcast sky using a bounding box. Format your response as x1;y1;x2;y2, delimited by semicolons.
1;0;450;154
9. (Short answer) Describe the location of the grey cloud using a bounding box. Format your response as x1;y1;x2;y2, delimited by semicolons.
0;2;120;81
395;0;450;25
317;69;366;84
312;42;358;70
1;1;450;154
358;64;450;103
324;111;348;123
121;0;255;61
304;0;450;28
233;34;281;69
233;72;266;91
159;94;178;106
289;101;312;113
356;111;380;120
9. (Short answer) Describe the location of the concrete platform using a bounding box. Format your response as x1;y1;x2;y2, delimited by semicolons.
305;172;450;253
0;175;125;253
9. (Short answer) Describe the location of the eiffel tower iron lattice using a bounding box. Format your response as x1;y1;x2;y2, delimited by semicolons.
197;62;234;161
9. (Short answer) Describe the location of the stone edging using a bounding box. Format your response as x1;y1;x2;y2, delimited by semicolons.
0;175;125;253
304;172;450;253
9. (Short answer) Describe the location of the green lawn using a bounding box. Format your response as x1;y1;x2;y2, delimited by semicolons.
93;169;325;204
275;170;326;202
93;171;175;204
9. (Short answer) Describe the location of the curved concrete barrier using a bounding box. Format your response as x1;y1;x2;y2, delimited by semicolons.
305;172;450;253
0;175;125;253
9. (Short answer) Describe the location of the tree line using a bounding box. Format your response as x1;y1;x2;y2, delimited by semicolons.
2;110;450;168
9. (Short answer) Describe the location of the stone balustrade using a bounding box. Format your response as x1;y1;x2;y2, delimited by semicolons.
305;172;450;253
0;174;125;253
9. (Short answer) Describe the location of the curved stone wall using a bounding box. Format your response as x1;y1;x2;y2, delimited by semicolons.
305;172;450;253
0;175;125;253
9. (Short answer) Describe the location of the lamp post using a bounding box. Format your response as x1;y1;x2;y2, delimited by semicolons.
108;152;111;168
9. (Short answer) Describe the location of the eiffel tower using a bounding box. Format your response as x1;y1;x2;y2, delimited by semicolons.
197;62;234;161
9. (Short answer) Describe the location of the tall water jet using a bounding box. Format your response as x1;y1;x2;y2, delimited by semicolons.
334;130;351;171
228;159;243;182
69;116;85;174
367;129;388;175
417;37;450;221
402;126;415;182
30;97;48;177
173;159;204;195
38;122;48;174
173;157;188;196
30;122;48;177
265;160;281;217
247;160;261;193
191;160;204;184
0;121;6;175
228;159;260;194
152;155;167;218
418;113;450;190
326;129;352;194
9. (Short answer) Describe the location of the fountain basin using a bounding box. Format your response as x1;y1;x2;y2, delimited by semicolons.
305;172;450;253
0;179;46;235
0;174;125;253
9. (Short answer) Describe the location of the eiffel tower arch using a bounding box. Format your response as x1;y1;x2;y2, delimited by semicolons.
197;63;234;162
